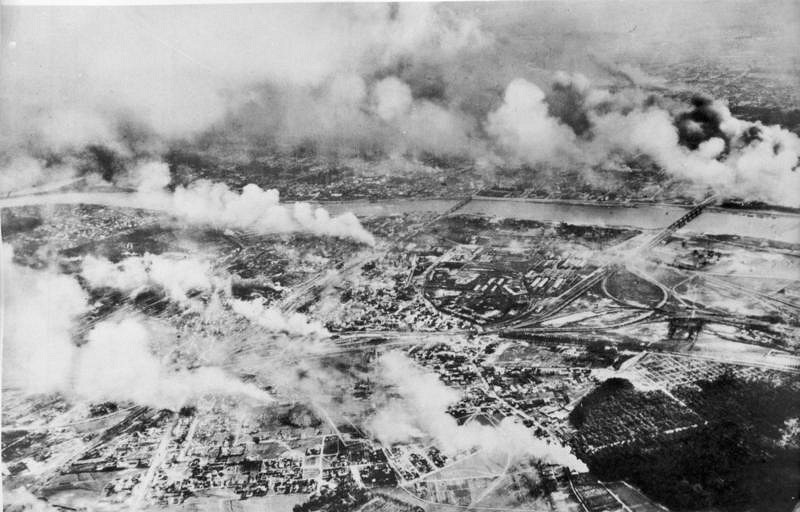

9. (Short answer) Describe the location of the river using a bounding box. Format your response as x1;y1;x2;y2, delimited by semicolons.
1;192;798;244
323;197;800;244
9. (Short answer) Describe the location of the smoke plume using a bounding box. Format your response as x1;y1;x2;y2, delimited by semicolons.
368;351;588;471
2;250;271;409
587;97;800;204
230;298;329;338
2;487;60;512
486;78;579;167
76;318;272;410
2;250;87;395
81;253;217;306
2;3;799;203
81;249;332;340
0;156;75;195
1;4;486;160
163;181;376;245
482;72;800;206
47;160;377;244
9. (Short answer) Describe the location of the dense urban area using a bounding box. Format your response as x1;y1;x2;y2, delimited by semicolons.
2;2;800;512
3;174;799;512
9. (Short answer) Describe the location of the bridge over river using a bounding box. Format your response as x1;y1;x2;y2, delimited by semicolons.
2;190;797;244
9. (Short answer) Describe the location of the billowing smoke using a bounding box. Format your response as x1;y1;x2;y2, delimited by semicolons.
82;160;376;244
2;487;60;512
1;4;486;163
587;97;800;205
76;318;272;410
486;79;578;167
483;73;800;206
74;250;349;409
545;72;594;136
675;96;731;150
2;250;271;409
368;351;588;471
81;250;332;340
2;3;799;207
0;156;75;195
164;180;376;245
243;73;484;159
81;253;218;306
2;250;88;395
230;298;328;338
128;159;172;192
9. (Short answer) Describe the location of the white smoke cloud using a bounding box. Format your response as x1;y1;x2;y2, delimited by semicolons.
230;298;329;338
1;3;485;150
2;250;271;409
486;79;578;166
1;250;87;395
588;103;800;205
75;318;272;410
368;351;588;471
78;249;333;358
0;156;76;195
697;137;726;159
128;160;172;192
35;109;123;155
401;100;479;158
1;487;60;512
0;2;494;207
484;72;800;207
3;2;798;208
156;180;375;245
77;159;376;244
373;77;414;122
81;253;217;306
81;251;333;341
265;72;481;159
723;123;800;206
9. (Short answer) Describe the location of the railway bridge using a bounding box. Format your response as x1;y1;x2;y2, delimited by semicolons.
640;195;719;250
504;195;720;330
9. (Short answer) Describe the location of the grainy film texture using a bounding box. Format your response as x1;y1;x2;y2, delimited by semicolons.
1;2;799;512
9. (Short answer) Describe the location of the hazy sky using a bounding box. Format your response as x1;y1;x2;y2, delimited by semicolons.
1;1;798;206
2;1;797;144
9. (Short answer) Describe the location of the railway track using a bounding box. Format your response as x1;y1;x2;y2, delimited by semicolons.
500;196;720;330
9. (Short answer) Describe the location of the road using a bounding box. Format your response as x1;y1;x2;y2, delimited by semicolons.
499;196;719;330
130;414;177;509
278;196;473;313
31;406;150;496
4;189;794;371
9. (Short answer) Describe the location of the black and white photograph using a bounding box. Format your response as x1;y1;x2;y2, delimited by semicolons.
1;1;799;511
